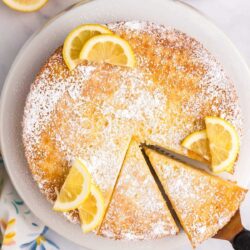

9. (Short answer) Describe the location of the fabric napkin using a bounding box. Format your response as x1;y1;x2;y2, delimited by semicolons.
0;158;61;250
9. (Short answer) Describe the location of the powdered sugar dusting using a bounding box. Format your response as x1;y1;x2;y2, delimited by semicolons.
124;20;147;31
23;21;243;230
23;56;95;154
182;45;242;132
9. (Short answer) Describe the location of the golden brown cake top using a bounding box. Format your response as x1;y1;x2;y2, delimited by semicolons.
23;21;242;225
146;149;246;247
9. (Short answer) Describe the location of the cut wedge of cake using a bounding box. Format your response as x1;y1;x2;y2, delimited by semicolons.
98;138;179;240
145;149;247;247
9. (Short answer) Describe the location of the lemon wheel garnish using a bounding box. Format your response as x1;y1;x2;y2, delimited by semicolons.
79;34;136;67
53;159;91;212
2;0;48;12
78;185;105;233
205;117;239;173
182;130;210;161
63;24;112;70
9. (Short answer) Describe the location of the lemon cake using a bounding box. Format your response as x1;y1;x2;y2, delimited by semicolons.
145;148;247;247
99;138;179;239
23;21;242;226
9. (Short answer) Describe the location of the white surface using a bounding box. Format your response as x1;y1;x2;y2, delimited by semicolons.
0;0;250;249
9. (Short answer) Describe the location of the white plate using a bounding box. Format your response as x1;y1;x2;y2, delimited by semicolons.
1;0;250;249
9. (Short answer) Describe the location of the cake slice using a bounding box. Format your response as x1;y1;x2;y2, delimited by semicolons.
98;138;179;240
145;149;247;247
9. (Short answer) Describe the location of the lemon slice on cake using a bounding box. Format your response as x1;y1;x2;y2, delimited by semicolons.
205;117;239;173
182;130;210;161
79;34;136;67
63;24;112;70
78;185;105;233
53;159;91;212
2;0;48;12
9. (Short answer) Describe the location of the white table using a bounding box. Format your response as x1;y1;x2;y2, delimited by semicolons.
0;0;249;249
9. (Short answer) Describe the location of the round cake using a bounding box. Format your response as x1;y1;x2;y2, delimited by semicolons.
22;21;241;228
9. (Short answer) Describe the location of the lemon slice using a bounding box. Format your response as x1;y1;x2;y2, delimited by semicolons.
79;34;136;67
63;24;112;70
2;0;48;12
78;185;105;233
53;159;91;212
182;130;211;161
205;117;239;173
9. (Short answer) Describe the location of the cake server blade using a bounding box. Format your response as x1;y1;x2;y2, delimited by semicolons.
143;144;210;172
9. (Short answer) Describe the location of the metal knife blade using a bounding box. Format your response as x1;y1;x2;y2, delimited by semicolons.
143;143;210;172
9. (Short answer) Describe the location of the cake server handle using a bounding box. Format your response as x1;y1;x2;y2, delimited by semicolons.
232;229;250;250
